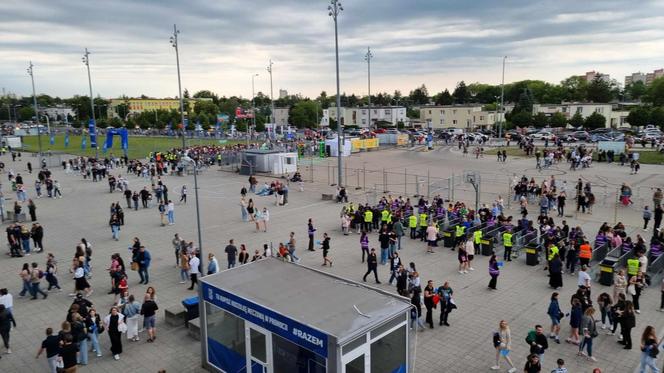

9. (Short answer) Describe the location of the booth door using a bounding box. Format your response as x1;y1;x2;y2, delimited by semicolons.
341;345;369;373
245;323;273;373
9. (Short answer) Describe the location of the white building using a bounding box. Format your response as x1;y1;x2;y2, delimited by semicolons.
532;103;630;128
279;89;288;99
274;107;289;126
321;106;407;128
625;72;646;86
41;106;76;121
419;105;504;130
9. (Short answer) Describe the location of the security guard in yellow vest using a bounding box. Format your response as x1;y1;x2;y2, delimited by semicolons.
473;229;483;253
381;209;390;223
347;202;355;214
627;257;639;279
364;209;373;233
455;225;466;247
502;231;513;261
419;212;428;241
408;214;418;239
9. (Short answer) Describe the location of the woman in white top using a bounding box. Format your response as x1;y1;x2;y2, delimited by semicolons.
491;320;517;372
103;306;126;360
261;207;269;232
613;269;627;301
254;209;263;232
465;238;475;271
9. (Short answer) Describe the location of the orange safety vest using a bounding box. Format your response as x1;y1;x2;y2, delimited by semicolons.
579;244;592;259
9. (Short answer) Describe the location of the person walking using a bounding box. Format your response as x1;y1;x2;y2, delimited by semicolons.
0;304;15;354
549;254;563;289
307;218;316;251
525;325;548;364
29;262;48;299
140;294;159;343
362;248;380;284
621;301;637;350
35;327;60;373
488;254;500;290
109;214;121;241
85;308;103;357
437;282;454;326
31;223;44;253
136;246;151;285
321;233;333;267
103;306;126;360
240;197;249;222
523;354;542;373
360;231;370;263
207;253;219;275
27;199;37;222
547;292;562;344
179;185;187;204
57;334;78;373
187;253;200;290
122;295;141;342
491;320;517;372
423;280;435;329
644;206;652;231
638;326;661;373
287;232;299;263
578;307;598;362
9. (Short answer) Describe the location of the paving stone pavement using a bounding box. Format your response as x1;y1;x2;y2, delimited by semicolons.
0;147;661;373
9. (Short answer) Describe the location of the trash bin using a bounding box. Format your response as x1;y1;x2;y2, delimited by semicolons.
525;244;539;266
598;258;617;286
443;228;456;248
182;296;199;325
481;237;494;256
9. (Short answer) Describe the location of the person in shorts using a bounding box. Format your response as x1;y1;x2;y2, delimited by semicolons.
140;294;159;343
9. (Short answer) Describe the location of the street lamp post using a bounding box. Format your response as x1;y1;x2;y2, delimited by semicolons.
365;46;373;130
329;0;343;186
27;62;42;156
170;24;205;361
250;73;259;147
267;60;275;137
82;48;99;159
498;56;507;140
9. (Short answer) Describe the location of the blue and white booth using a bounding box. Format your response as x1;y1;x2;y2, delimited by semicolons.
200;258;412;373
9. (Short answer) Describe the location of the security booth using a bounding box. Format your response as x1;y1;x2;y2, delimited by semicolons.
200;258;413;373
242;149;298;175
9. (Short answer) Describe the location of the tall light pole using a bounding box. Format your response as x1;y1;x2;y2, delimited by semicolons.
266;60;275;137
27;61;42;155
170;23;203;274
82;48;99;159
498;56;507;140
329;0;343;186
250;73;259;146
365;46;373;130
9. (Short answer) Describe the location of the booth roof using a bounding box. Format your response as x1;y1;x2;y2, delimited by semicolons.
243;149;283;154
201;258;411;342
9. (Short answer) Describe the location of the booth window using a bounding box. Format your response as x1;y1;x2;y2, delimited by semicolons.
205;303;247;373
370;325;406;373
272;333;326;373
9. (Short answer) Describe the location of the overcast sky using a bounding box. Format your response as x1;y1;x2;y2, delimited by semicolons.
1;0;663;100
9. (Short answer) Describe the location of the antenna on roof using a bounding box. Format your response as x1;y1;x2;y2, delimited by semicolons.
353;305;371;318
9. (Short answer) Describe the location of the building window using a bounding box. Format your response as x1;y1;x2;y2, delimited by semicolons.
440;119;443;125
205;303;246;373
596;107;603;113
428;110;431;114
453;120;457;125
272;334;326;373
576;107;582;114
362;110;366;114
362;119;366;124
453;110;456;114
370;325;406;373
442;110;445;115
385;109;390;115
480;116;484;121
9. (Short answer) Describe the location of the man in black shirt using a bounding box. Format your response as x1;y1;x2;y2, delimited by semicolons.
36;327;60;370
225;239;238;269
362;248;380;284
140;294;159;342
525;324;548;362
59;334;78;370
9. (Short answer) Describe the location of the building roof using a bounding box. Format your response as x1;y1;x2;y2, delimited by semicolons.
243;149;283;155
201;258;411;343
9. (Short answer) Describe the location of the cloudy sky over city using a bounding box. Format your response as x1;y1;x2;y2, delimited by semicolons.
1;0;663;99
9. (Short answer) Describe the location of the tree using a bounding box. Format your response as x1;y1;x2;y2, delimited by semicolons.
549;112;567;128
406;108;419;120
328;118;338;131
433;89;454;105
625;81;647;101
316;91;331;109
510;111;531;128
626;106;650;128
452;81;471;104
408;84;429;105
586;75;613;102
646;77;664;106
568;112;585;128
512;89;534;114
649;107;664;129
560;76;588;102
289;101;321;129
193;90;219;105
194;100;219;116
109;117;124;128
467;83;501;103
18;106;35;121
584;112;606;130
532;112;548;128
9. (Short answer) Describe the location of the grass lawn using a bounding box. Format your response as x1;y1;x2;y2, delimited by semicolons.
485;146;664;165
21;135;241;160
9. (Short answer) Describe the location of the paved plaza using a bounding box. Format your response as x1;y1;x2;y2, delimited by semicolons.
0;145;662;373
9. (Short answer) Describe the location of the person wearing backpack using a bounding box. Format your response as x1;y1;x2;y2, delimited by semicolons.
29;262;48;300
525;325;548;364
578;307;598;362
638;325;661;373
491;320;517;372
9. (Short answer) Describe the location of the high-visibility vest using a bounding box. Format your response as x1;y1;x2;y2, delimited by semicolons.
503;233;513;247
548;245;559;261
456;225;465;237
579;244;592;259
381;210;389;222
627;258;639;275
419;213;428;227
409;215;418;228
364;210;373;223
348;203;354;213
387;213;393;224
474;230;482;244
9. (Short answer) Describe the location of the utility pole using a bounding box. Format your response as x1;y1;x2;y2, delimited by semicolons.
267;60;275;137
251;73;259;147
498;56;507;140
365;46;373;130
329;0;344;186
82;48;98;159
27;62;42;156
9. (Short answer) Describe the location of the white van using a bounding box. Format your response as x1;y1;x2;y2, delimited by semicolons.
445;128;464;136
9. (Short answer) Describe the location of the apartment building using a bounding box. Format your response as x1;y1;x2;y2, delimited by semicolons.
108;97;205;118
532;103;629;128
418;105;502;130
322;106;407;128
625;72;646;86
646;69;664;86
583;71;610;82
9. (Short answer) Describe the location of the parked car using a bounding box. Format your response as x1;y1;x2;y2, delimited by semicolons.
531;131;554;140
571;130;590;141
